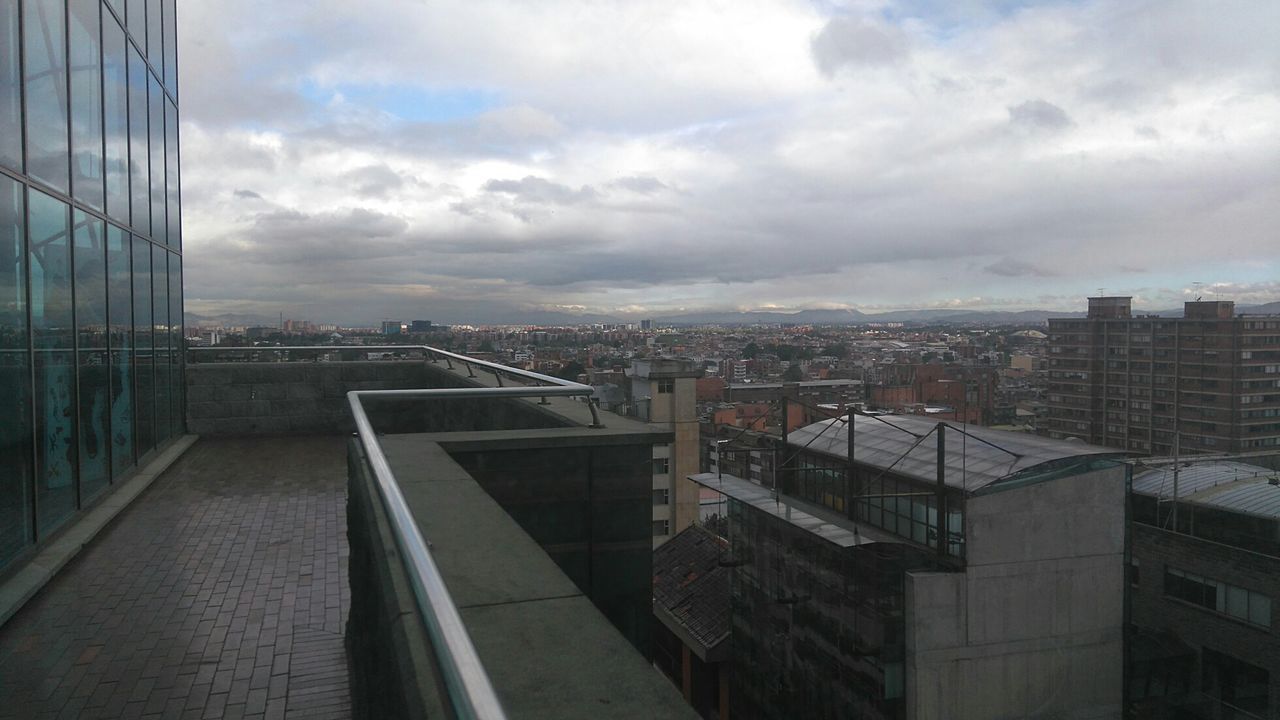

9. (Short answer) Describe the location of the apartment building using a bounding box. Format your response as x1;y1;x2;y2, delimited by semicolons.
1047;297;1280;455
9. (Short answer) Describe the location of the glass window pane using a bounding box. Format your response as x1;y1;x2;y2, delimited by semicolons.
146;0;161;67
0;176;33;569
165;99;179;249
103;15;130;223
149;73;164;244
125;0;143;40
168;252;181;435
162;0;176;94
107;225;133;475
132;236;153;455
1;0;22;171
105;0;124;24
128;44;149;235
29;189;76;534
152;243;169;442
75;212;110;500
1248;594;1271;628
24;0;70;193
1225;585;1248;620
69;0;105;209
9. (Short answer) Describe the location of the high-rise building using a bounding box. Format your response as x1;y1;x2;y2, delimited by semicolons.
1047;297;1280;455
0;0;183;571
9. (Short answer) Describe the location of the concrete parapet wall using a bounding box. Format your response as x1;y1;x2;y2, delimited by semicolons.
186;360;573;435
345;438;445;720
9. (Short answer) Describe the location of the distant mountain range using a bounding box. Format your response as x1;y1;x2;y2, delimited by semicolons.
186;301;1280;330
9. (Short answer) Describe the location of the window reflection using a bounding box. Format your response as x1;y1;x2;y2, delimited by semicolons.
29;190;76;534
76;211;111;501
104;15;130;223
0;176;33;570
107;226;134;475
70;0;105;209
133;236;154;456
25;0;71;193
1;1;22;170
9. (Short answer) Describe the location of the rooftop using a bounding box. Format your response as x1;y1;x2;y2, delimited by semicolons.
687;473;898;548
651;526;730;661
1133;461;1280;520
0;436;353;720
787;414;1121;494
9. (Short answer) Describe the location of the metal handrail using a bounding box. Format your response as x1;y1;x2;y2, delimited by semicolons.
190;344;602;719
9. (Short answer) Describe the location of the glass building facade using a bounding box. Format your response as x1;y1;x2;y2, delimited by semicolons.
0;0;182;571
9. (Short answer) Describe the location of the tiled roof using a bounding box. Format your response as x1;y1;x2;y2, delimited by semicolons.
652;525;730;653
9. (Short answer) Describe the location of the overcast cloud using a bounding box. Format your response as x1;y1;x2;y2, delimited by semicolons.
178;0;1280;324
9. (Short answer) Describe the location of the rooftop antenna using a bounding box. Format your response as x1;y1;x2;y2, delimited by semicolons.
1192;281;1203;302
1097;287;1105;297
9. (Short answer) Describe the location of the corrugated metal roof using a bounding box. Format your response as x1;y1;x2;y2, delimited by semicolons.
1132;461;1280;519
787;414;1119;493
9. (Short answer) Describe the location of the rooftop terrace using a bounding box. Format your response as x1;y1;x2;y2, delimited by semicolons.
0;347;696;719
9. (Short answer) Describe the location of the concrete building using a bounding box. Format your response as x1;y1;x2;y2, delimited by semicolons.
1129;459;1280;719
1047;297;1280;455
692;414;1128;719
627;358;705;546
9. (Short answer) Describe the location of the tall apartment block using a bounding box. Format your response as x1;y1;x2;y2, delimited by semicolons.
1;0;183;572
1047;297;1280;455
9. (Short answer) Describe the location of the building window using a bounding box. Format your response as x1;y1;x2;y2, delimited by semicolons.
1130;557;1140;588
657;378;674;394
652;519;670;536
1201;647;1270;719
652;458;670;475
1164;566;1271;628
652;489;669;506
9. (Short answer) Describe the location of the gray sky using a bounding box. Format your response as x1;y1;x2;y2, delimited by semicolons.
178;0;1280;325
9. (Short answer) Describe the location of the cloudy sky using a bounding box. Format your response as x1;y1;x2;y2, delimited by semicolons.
178;0;1280;324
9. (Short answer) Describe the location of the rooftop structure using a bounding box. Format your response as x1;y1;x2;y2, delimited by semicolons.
692;416;1128;719
789;413;1120;494
1128;456;1280;718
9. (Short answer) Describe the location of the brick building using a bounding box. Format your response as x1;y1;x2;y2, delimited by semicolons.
1047;297;1280;455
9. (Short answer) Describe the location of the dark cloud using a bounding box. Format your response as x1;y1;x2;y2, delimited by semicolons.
233;189;263;199
1133;125;1160;140
610;176;667;195
484;176;597;205
1007;99;1074;130
342;164;407;198
811;17;908;76
984;258;1056;278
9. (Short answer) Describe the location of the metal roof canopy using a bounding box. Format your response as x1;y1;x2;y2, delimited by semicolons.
1133;461;1280;520
688;472;899;548
787;414;1119;494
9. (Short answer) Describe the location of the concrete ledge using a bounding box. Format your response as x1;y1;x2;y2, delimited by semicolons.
0;434;199;628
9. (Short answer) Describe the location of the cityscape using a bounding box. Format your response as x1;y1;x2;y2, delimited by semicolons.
1;1;1279;720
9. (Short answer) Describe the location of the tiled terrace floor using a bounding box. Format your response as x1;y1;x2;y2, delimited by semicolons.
0;436;352;720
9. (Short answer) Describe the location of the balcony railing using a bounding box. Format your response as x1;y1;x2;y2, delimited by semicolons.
188;344;604;720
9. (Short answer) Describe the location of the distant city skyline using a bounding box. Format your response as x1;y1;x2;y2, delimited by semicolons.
179;1;1280;324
